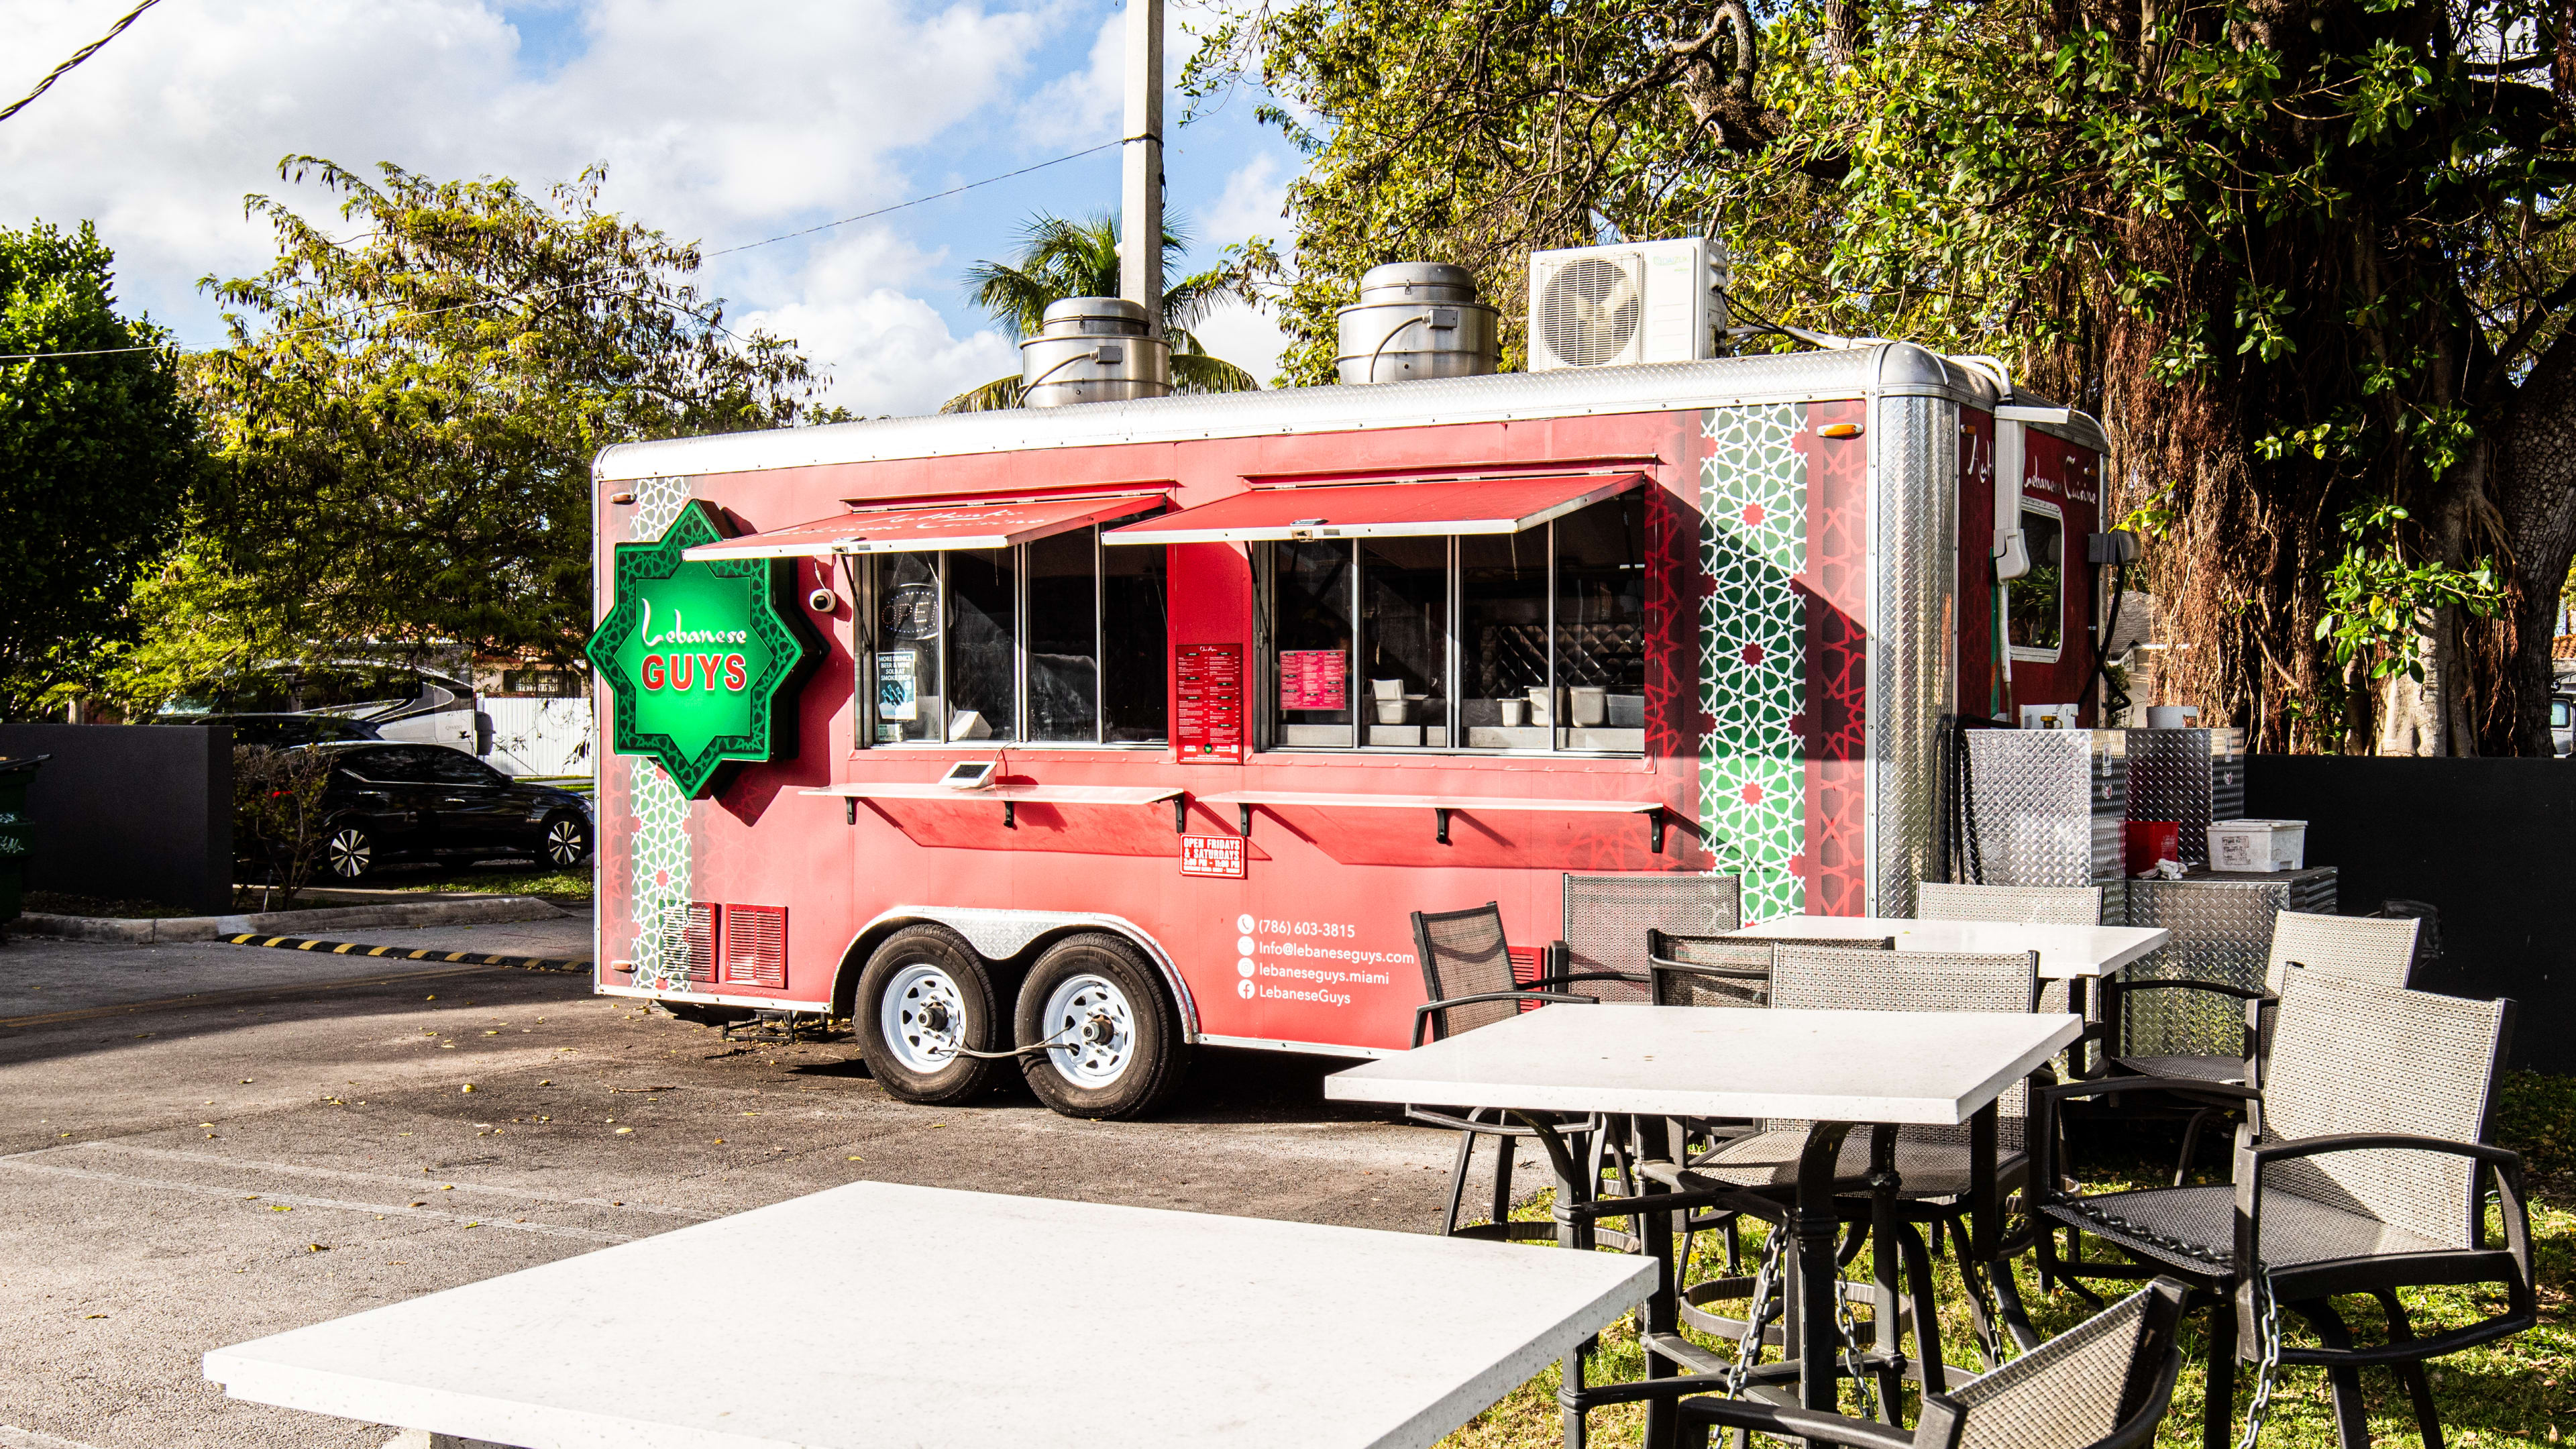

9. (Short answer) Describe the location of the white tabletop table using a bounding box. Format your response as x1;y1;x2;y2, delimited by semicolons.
205;1181;1654;1449
1725;916;2171;980
1327;1004;2082;1427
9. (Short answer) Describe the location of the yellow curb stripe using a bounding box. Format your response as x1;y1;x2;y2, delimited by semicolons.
213;933;590;975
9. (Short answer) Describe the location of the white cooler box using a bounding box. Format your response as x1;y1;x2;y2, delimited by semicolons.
2208;818;2306;873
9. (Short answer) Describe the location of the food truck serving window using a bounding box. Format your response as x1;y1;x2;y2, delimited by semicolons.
863;525;1169;746
1265;493;1644;754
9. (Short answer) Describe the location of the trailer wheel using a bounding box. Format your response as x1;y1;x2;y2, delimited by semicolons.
1014;934;1189;1120
855;925;1004;1105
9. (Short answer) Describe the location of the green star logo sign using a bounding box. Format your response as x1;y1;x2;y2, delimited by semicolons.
585;500;816;798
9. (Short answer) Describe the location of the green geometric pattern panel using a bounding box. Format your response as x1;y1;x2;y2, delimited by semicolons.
1700;405;1808;921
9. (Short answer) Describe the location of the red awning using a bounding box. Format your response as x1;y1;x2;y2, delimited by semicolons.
682;494;1163;561
1101;473;1644;545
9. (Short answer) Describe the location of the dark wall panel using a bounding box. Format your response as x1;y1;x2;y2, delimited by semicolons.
0;724;231;914
2249;754;2574;1072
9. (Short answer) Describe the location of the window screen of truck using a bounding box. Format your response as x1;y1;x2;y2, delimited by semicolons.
2008;507;2065;656
1267;494;1644;755
863;527;1167;746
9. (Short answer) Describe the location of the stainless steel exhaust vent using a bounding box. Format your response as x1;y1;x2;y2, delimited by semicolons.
1020;297;1172;409
1334;263;1499;384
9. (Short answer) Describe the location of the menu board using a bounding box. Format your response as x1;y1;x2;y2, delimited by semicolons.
1279;649;1348;711
1173;643;1243;761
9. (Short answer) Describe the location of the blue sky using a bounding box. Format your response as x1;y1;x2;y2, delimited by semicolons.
0;0;1302;414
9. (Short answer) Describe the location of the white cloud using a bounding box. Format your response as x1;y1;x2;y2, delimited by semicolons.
734;227;1019;415
1198;150;1284;244
0;0;1289;415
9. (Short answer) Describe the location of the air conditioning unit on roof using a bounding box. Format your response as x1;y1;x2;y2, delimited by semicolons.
1526;237;1729;372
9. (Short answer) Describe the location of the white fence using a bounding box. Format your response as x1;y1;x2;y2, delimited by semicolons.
482;696;594;777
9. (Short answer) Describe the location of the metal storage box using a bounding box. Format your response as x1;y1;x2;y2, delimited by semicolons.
2119;866;2339;1057
1963;729;2127;920
2121;727;2245;867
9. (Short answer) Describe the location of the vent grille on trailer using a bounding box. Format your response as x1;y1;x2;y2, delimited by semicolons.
722;905;788;989
665;903;719;982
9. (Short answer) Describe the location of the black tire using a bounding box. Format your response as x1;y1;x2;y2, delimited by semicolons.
854;925;1005;1105
539;811;591;868
1013;933;1189;1120
322;821;375;881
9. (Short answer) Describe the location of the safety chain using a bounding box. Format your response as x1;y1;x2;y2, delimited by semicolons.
1831;1261;1886;1422
2056;1197;2236;1269
1725;1228;1786;1399
2236;1270;2283;1449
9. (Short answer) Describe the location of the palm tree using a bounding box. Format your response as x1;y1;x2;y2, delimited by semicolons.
943;211;1263;413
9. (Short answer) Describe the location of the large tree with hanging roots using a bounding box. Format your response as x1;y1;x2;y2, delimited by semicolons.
1189;0;2576;753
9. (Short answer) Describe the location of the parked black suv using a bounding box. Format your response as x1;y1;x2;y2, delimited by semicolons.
156;712;384;747
301;742;592;881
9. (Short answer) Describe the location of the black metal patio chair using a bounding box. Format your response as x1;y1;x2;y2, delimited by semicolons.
1585;1277;2191;1449
1643;943;2047;1396
1408;902;1625;1242
2105;909;2422;1182
2031;969;2530;1449
1558;872;1744;1004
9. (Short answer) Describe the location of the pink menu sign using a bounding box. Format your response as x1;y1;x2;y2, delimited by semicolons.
1279;649;1348;710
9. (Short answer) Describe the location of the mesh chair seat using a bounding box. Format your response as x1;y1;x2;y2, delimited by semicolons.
1686;1127;2029;1202
2045;1183;2453;1277
2108;1053;2243;1085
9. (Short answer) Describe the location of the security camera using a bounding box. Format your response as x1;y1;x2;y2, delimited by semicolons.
807;587;837;613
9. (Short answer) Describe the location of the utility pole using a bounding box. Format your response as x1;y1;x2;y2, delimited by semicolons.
1120;0;1163;335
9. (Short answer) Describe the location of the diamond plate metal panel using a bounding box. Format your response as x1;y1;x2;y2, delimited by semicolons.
2121;867;2341;1055
1868;395;1957;918
1964;729;2127;891
2124;728;2249;867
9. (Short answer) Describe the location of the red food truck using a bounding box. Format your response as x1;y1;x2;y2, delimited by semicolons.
584;342;2108;1117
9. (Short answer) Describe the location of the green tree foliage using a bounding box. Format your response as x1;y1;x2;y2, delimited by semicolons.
943;211;1273;411
1195;0;2576;752
0;221;197;716
170;157;839;698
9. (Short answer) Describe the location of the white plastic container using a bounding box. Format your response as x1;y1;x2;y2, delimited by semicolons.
2207;818;2306;873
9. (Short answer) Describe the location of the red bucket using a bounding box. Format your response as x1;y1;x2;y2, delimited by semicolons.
2125;821;2180;876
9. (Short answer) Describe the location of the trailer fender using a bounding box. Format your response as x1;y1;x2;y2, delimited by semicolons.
834;906;1200;1041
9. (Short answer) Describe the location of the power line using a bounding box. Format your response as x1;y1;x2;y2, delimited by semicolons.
0;137;1136;363
0;0;168;127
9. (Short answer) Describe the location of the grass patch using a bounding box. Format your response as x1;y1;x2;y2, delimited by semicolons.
370;861;595;904
1438;1075;2576;1447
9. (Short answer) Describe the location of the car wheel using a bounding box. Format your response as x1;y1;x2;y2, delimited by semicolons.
854;925;1004;1105
540;811;591;868
1014;933;1189;1120
323;822;374;881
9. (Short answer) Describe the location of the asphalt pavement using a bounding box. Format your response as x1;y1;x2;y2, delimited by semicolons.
0;912;1517;1447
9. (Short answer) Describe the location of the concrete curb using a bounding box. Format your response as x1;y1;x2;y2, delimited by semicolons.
15;896;565;945
221;932;592;974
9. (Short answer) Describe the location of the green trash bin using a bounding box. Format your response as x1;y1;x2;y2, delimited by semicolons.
0;755;46;927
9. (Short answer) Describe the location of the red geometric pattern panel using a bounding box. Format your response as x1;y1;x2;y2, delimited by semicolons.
1801;400;1871;918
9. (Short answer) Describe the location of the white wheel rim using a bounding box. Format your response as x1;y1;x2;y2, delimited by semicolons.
328;829;370;877
881;962;967;1073
1042;972;1136;1088
545;820;584;864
